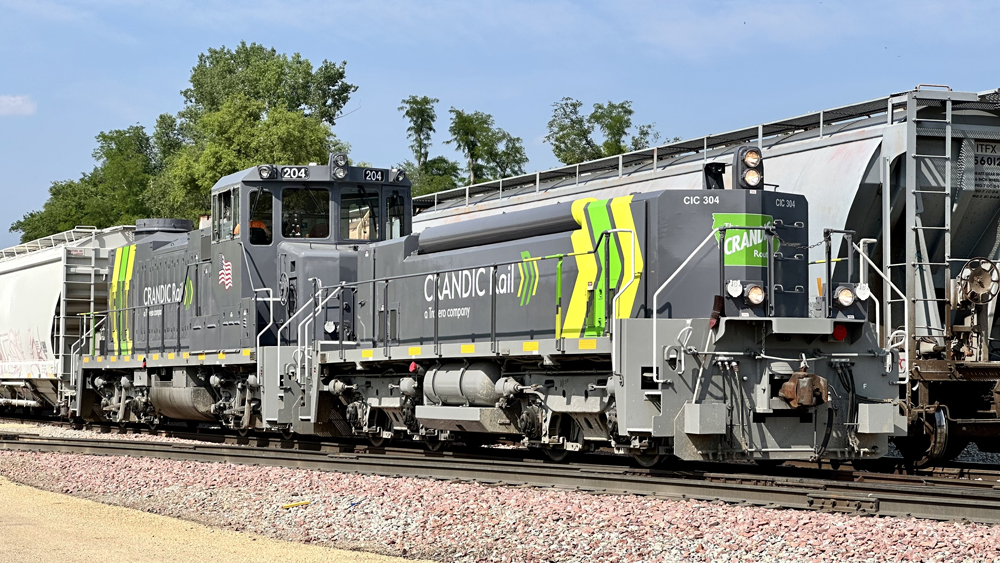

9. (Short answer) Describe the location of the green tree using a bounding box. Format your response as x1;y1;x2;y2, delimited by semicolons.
399;95;438;169
397;96;462;195
146;95;346;219
181;41;356;128
399;156;462;196
11;43;356;240
447;109;527;185
545;98;664;165
11;126;157;242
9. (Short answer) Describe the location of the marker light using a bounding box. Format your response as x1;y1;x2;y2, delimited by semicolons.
258;165;275;180
832;323;848;341
745;284;766;305
836;286;856;308
333;167;348;180
726;279;744;298
855;282;871;301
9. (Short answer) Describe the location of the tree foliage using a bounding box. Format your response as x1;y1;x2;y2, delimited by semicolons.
545;98;663;165
398;96;462;196
399;156;462;197
146;96;344;219
11;43;354;242
399;95;438;169
11;126;157;241
447;109;527;185
181;41;356;127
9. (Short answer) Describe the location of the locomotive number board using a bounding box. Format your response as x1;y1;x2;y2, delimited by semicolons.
281;166;309;180
363;168;385;182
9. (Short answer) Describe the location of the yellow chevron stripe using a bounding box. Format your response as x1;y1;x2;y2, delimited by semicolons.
531;262;539;296
123;246;136;354
110;248;123;356
563;198;598;338
609;196;644;318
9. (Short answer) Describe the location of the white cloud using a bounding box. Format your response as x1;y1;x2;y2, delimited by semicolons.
0;95;38;117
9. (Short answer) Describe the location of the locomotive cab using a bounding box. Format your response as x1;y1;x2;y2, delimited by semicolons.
207;154;413;347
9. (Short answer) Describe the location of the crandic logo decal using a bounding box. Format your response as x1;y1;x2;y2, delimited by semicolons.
712;213;776;267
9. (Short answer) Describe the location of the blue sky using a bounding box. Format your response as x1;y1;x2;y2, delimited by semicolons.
1;0;997;248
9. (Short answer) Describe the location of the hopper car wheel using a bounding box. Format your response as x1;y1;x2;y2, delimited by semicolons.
147;417;160;431
896;410;965;468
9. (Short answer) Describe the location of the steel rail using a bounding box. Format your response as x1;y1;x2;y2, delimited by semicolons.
2;433;1000;524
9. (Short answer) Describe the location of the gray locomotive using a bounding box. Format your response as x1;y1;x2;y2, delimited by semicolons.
71;148;902;465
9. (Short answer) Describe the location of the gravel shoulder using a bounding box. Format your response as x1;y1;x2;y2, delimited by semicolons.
1;449;998;563
0;476;432;563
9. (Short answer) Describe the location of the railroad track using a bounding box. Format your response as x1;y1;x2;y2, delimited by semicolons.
1;423;1000;524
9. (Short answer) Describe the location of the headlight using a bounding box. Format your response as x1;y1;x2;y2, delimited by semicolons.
745;284;766;305
333;167;348;180
836;286;856;307
257;165;275;180
743;149;761;168
395;170;407;182
743;169;762;186
332;153;349;168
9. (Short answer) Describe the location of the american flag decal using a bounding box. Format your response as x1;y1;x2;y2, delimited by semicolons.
218;254;233;290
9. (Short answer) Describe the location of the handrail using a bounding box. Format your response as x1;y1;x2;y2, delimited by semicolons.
853;242;910;387
240;242;276;378
603;229;637;376
652;224;781;383
277;297;316;384
312;228;639;358
651;230;719;383
413;90;921;212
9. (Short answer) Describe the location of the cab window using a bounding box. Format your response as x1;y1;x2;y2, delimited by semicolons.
213;188;239;241
341;187;380;241
386;189;407;239
246;189;274;245
282;188;329;239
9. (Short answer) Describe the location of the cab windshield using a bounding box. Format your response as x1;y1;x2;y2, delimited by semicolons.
282;188;330;239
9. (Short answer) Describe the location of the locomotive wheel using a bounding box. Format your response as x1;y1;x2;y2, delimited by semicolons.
631;453;663;468
280;428;294;441
236;427;252;438
541;448;571;463
368;432;390;448
424;438;447;452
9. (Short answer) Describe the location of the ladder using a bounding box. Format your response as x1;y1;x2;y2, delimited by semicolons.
889;86;979;379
